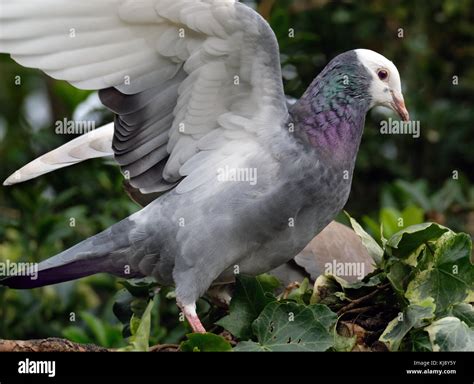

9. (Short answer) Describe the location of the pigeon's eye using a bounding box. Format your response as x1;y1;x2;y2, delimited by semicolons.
378;69;389;81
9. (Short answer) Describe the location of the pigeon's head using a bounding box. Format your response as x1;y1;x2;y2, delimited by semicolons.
355;49;410;121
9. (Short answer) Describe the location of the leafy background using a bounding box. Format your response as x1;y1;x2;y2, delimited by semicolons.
0;0;473;348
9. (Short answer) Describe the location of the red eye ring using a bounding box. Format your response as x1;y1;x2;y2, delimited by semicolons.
378;69;389;81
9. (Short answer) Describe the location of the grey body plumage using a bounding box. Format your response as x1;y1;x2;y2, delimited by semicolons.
6;51;369;306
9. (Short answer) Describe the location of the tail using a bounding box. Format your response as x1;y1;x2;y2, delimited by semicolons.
3;123;114;186
1;217;144;289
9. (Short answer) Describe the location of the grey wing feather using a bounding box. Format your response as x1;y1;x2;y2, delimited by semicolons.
99;69;187;193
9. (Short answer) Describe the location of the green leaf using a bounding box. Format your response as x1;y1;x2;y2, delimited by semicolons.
333;272;385;290
346;213;383;266
256;274;281;292
118;278;158;298
395;180;432;212
333;331;357;352
450;303;474;327
310;275;343;305
380;207;402;237
113;289;134;325
62;326;93;345
387;261;413;295
80;311;108;347
380;304;435;351
386;223;449;258
235;302;337;352
216;275;277;339
285;278;311;304
113;288;151;338
431;179;466;213
408;330;433;352
180;333;232;352
123;298;155;351
405;232;474;314
232;340;265;351
401;205;424;227
362;215;381;240
130;314;141;336
425;317;474;351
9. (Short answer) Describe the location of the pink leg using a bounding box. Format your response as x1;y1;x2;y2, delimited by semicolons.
178;301;206;333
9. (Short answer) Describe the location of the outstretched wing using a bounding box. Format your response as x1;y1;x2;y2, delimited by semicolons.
0;0;288;193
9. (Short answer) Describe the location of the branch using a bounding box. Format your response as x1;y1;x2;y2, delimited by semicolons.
0;338;109;352
0;338;179;352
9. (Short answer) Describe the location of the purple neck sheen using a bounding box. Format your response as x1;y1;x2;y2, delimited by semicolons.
289;51;372;166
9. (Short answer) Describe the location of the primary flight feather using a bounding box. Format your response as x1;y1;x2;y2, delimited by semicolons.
0;0;409;333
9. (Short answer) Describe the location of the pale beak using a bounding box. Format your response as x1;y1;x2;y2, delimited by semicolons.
390;90;410;122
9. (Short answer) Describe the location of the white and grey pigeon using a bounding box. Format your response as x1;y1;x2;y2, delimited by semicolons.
0;0;409;333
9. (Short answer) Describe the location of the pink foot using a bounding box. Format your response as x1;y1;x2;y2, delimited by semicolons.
178;302;206;333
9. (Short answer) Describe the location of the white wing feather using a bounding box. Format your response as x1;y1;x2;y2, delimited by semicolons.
1;0;288;193
3;123;114;185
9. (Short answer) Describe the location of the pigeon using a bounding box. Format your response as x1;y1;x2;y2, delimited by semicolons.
0;0;409;333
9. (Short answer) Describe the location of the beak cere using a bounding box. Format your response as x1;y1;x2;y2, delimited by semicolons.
391;91;410;122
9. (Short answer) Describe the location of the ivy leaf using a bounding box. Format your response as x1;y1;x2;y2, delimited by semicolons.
118;277;158;298
121;298;155;351
180;333;232;352
385;223;448;258
425;317;474;351
405;232;474;314
332;272;385;290
450;303;474;327
346;213;383;266
380;303;435;351
232;340;265;351
408;330;433;352
387;261;413;295
234;302;337;351
113;289;134;326
216;275;277;339
113;288;151;337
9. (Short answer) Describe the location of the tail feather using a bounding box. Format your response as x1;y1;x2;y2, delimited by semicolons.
2;258;111;289
3;123;114;186
1;217;144;289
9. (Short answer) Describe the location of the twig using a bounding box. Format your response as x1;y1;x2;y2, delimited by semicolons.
149;343;179;352
337;283;391;316
338;305;374;317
